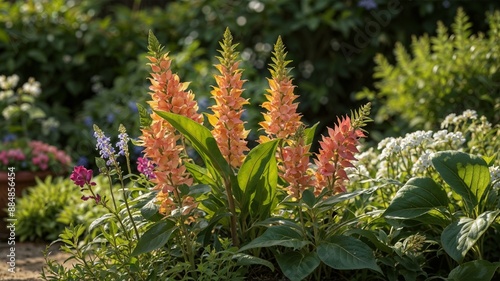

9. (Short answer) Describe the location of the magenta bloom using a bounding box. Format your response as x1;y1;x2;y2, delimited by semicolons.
137;157;156;179
70;166;96;187
81;194;101;204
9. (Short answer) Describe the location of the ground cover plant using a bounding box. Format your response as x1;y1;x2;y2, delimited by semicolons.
41;28;500;281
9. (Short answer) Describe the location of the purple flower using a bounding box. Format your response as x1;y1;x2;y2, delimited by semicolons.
70;166;96;187
116;130;129;157
358;0;377;10
93;125;116;166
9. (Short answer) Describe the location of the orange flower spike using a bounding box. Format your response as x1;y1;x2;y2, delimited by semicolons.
140;31;204;214
259;36;302;141
208;28;250;168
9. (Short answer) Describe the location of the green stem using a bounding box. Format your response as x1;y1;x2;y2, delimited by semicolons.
224;177;240;247
173;188;198;280
117;164;140;241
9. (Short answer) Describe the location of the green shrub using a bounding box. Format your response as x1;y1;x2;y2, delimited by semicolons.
357;8;500;135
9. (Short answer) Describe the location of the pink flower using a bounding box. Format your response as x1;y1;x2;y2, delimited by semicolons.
81;194;101;204
137;156;156;179
314;116;365;194
70;166;96;187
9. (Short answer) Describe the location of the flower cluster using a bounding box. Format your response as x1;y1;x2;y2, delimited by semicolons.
345;110;499;187
70;166;100;203
259;36;312;198
208;28;249;168
140;32;203;215
314;116;365;194
0;139;71;172
137;156;156;179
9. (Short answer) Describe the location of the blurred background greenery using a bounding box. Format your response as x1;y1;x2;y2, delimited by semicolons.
1;0;499;169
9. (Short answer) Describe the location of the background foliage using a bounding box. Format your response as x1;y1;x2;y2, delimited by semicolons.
1;0;499;164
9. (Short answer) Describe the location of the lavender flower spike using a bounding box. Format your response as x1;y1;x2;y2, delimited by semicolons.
117;124;129;157
93;124;116;166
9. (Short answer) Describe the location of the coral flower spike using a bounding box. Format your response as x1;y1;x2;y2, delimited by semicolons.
208;28;250;168
139;31;202;215
259;36;312;199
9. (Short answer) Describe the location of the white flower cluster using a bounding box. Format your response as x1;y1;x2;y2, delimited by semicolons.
0;74;19;90
354;129;466;181
441;109;478;129
1;75;43;120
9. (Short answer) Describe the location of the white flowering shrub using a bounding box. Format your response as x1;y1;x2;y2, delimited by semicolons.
347;109;499;197
0;74;60;141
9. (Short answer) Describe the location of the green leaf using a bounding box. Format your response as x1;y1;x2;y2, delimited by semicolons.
317;235;382;273
384;177;448;219
441;210;500;262
237;140;279;216
132;220;177;256
137;103;152;128
448;260;500;281
140;196;162;222
276;251;320;281
233;253;275;271
239;225;310;251
88;214;113;232
28;49;48;63
302;189;315;208
147;30;163;55
315;187;376;209
432;151;491;212
184;162;218;187
304;122;319;145
154;111;231;179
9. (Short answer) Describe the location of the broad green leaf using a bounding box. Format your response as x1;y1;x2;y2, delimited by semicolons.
188;184;211;197
239;225;310;251
302;189;315;208
140;196;162;222
317;235;382;273
384;177;448;219
448;260;500;281
411;208;450;227
154;111;231;178
441;210;500;262
432;151;491;212
237;140;279;216
184;162;218;187
88;213;113;232
276;251;320;281
344;229;392;254
233;253;275;271
132;220;177;256
315;187;376;209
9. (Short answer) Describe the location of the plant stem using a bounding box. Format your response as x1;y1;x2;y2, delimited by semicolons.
224;177;240;247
